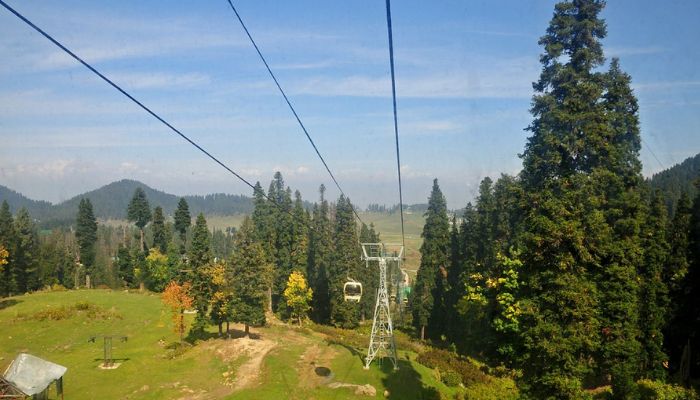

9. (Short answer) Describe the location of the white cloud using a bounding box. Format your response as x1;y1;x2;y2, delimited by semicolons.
107;72;211;90
288;56;539;99
606;46;665;57
633;81;700;92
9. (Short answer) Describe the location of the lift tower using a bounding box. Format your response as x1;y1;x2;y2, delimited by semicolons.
361;243;402;370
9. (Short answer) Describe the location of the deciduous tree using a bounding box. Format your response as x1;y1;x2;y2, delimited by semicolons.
284;270;313;326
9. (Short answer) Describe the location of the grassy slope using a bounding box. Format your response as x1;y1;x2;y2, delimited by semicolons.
0;290;230;399
0;290;515;400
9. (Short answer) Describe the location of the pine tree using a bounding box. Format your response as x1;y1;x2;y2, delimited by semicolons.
13;208;40;293
174;198;191;254
116;245;134;287
329;195;361;328
412;179;449;340
230;217;270;336
517;1;645;397
189;213;212;268
639;191;670;380
152;206;168;253
307;185;332;323
127;188;151;252
664;192;693;369
76;198;98;276
0;201;15;296
251;181;275;311
268;173;294;311
668;187;700;382
667;193;692;293
358;223;380;321
291;190;309;272
188;213;212;333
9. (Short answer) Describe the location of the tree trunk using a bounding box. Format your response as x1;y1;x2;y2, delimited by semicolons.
245;324;250;337
179;310;185;342
298;316;303;327
140;229;145;252
267;286;273;313
421;325;425;341
218;323;223;337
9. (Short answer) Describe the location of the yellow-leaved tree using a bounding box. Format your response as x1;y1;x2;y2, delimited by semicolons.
283;271;313;326
0;245;8;266
162;281;194;342
205;262;234;337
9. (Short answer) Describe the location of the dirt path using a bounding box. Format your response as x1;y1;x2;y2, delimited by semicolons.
230;335;277;390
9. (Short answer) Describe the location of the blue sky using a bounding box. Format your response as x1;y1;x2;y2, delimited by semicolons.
0;0;699;208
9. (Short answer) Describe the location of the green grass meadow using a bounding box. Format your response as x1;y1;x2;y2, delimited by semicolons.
0;289;515;399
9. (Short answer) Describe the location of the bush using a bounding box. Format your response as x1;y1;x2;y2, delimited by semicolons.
440;368;462;387
417;348;489;386
638;379;698;400
27;302;121;321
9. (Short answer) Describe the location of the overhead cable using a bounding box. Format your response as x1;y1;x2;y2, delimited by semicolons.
224;0;365;225
385;0;406;253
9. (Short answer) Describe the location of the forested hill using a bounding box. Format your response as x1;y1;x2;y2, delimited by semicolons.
649;152;700;216
0;179;254;227
0;185;53;220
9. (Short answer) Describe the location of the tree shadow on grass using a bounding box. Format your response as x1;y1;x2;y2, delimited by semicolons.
325;340;364;364
0;299;20;310
186;327;262;343
381;359;441;400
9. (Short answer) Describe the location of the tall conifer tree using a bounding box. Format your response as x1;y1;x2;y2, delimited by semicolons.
188;213;212;332
152;206;168;253
76;198;98;276
127;188;151;252
517;1;646;397
13;208;40;293
230;217;270;336
329;195;361;328
307;185;332;323
0;201;15;296
412;179;449;340
174;198;191;254
639;191;670;379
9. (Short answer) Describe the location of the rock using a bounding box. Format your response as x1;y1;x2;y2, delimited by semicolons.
354;384;376;397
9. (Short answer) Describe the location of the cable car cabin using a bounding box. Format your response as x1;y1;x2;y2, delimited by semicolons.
343;281;362;302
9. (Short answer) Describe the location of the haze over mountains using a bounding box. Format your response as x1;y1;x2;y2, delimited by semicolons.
1;151;698;228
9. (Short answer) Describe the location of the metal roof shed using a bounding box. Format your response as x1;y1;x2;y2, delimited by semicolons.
2;353;66;399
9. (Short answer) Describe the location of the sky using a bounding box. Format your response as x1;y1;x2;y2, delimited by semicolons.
0;0;699;209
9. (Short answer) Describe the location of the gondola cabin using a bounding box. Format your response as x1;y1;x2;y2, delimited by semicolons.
343;280;362;302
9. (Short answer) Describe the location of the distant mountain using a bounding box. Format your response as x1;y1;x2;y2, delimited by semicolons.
649;152;700;216
0;179;254;228
0;185;53;219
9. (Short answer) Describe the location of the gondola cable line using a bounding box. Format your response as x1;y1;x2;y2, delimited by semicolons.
0;0;320;234
224;0;366;226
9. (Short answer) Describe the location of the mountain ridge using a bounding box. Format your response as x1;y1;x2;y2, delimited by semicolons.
0;179;254;228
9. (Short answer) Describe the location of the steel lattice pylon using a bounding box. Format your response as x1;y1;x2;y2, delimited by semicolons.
361;243;402;370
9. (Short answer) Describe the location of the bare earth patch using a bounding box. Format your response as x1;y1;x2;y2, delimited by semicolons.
297;343;338;388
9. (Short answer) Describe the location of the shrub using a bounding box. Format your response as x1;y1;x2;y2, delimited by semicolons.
27;302;121;321
637;379;698;400
417;348;489;386
440;368;462;387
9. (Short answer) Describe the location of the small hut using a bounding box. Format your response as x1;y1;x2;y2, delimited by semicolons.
2;353;66;399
